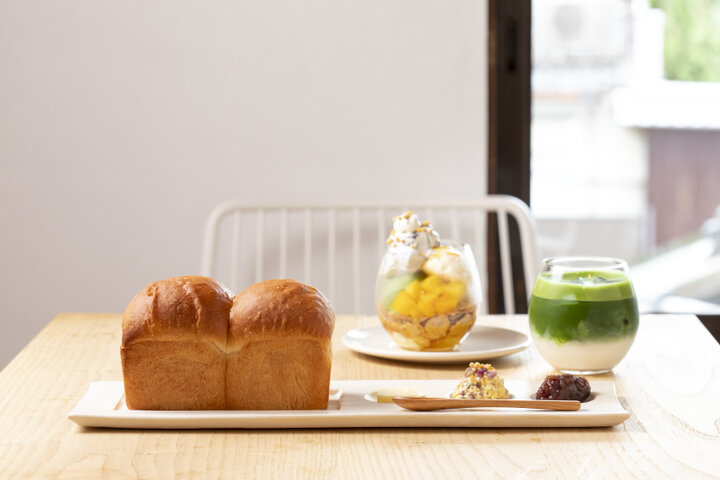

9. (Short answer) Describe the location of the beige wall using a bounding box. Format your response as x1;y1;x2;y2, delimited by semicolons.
0;0;488;368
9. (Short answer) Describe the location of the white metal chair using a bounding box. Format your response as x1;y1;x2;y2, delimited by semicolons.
201;195;539;314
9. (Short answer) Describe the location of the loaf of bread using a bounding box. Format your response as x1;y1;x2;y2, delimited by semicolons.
226;279;335;410
121;276;232;410
120;276;335;410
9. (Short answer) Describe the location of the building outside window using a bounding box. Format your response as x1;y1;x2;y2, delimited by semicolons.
531;0;720;314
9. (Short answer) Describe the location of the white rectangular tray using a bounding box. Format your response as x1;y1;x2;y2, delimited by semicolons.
69;380;629;429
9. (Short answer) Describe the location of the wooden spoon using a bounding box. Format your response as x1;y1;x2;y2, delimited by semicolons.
392;397;581;411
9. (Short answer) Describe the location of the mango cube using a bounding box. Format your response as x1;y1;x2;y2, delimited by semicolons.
444;281;466;300
391;273;466;318
435;292;459;314
392;291;416;316
420;274;443;292
417;296;436;317
403;279;421;301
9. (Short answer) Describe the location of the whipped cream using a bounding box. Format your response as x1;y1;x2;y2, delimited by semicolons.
379;211;440;275
387;211;440;251
422;247;473;284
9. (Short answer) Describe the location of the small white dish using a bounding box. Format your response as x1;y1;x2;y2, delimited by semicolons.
342;324;530;364
68;380;628;429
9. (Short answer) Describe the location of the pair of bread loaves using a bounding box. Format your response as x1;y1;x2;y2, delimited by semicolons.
121;276;335;410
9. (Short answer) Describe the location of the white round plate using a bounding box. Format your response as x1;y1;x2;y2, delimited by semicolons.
342;325;530;364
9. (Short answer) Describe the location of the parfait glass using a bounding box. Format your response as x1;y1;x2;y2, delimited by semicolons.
528;257;639;374
375;242;482;351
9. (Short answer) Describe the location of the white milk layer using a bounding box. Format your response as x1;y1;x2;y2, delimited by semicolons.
531;334;636;372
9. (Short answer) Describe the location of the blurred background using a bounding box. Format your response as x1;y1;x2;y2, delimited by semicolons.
1;0;719;369
531;0;720;318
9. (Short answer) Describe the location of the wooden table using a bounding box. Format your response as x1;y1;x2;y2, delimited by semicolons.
1;314;719;479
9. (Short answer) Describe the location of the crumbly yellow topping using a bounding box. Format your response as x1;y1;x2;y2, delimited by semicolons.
450;363;510;400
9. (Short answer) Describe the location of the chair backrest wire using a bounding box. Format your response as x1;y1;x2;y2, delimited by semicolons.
201;196;539;314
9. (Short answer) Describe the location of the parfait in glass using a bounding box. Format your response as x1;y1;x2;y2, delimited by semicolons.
375;211;482;351
528;257;639;374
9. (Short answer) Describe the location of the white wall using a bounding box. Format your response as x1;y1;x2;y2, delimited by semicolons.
0;0;488;369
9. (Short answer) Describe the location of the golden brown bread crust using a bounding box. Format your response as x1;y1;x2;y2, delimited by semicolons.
122;341;226;410
120;277;335;410
227;279;335;349
227;279;335;409
121;276;232;410
122;275;231;349
225;339;332;409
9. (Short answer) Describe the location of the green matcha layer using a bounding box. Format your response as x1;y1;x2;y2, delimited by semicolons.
529;270;639;345
531;270;635;302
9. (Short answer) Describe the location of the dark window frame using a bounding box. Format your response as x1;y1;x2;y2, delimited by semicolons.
487;0;532;313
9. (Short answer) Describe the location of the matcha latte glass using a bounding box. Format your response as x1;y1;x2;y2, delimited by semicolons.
528;257;639;374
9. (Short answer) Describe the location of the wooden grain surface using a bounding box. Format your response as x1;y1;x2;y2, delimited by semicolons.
0;313;719;479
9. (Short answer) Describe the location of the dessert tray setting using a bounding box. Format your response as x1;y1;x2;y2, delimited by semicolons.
69;211;633;430
69;377;628;429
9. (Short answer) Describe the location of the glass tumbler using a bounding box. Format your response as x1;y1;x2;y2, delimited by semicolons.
528;256;639;374
375;242;482;351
